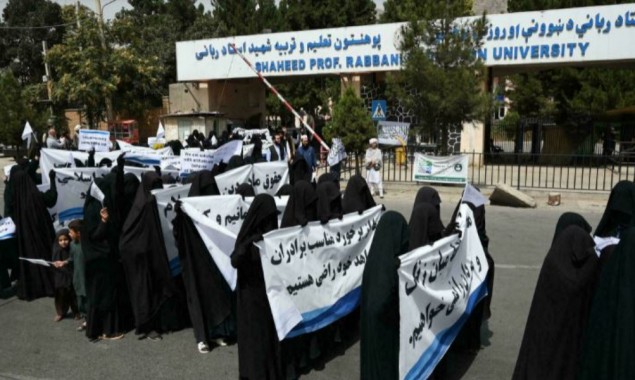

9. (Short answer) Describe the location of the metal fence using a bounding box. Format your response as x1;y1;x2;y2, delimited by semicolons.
336;146;634;192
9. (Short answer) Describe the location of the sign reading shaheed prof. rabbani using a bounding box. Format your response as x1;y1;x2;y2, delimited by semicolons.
256;205;383;341
78;129;111;152
398;204;488;380
412;153;468;184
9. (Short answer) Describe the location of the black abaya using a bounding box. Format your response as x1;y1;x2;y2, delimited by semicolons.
513;216;598;380
342;174;376;215
360;211;410;380
280;180;318;228
231;194;282;380
316;181;342;224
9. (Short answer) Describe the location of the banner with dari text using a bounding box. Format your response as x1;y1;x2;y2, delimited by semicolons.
256;205;383;340
152;184;191;276
398;204;488;380
216;161;289;196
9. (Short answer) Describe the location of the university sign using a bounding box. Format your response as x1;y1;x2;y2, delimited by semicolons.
176;3;635;81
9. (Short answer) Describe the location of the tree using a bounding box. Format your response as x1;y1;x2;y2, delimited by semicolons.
381;0;472;22
391;1;489;155
0;0;65;85
324;86;375;173
0;69;47;149
211;0;280;36
47;5;163;128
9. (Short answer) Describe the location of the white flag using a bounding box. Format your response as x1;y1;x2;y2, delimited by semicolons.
89;181;105;205
462;183;488;208
21;121;33;141
156;121;165;139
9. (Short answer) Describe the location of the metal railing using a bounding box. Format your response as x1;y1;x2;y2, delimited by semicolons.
336;146;634;192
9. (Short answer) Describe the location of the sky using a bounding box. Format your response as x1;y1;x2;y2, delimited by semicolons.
1;0;385;20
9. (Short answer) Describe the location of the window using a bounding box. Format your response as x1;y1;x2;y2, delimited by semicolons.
178;119;193;141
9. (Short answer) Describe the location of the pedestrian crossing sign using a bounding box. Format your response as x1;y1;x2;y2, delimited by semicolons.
371;100;387;121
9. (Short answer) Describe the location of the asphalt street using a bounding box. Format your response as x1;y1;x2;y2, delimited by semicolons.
0;158;608;379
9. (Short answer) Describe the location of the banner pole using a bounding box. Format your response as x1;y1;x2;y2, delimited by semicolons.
229;43;330;152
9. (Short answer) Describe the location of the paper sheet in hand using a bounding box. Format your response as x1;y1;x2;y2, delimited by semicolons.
89;181;106;204
19;258;52;267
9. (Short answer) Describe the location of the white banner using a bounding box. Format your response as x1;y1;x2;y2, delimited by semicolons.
122;166;180;182
256;205;383;340
50;168;110;229
412;153;468;184
120;145;173;167
152;184;191;276
398;204;488;380
0;217;16;241
39;149;121;185
78;129;111;152
160;156;182;171
231;128;272;144
179;140;243;175
216;161;289;196
377;121;410;146
180;195;288;290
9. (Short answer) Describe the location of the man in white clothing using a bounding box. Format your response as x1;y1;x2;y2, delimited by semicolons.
46;128;65;149
364;137;383;198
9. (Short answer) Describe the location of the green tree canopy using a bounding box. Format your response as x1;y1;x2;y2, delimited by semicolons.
47;5;163;128
324;86;375;172
390;1;489;154
0;69;47;147
0;0;65;85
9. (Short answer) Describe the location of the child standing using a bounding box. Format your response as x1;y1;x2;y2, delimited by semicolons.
67;220;87;330
51;229;79;322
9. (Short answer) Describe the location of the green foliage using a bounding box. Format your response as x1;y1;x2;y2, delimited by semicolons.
0;70;46;146
381;0;472;22
507;0;635;123
0;0;65;85
211;0;280;36
47;6;163;128
325;87;375;171
390;1;489;154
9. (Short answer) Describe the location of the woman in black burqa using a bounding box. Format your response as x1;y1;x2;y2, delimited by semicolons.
280;180;318;228
231;194;283;379
187;167;221;197
316;180;343;224
408;203;444;251
578;227;635;379
82;171;133;341
513;212;597;380
360;211;410;380
172;199;234;353
341;174;376;215
593;180;635;265
119;171;188;339
290;156;312;185
12;168;58;300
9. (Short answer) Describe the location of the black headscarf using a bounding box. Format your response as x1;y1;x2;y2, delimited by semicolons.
119;171;186;335
3;165;24;217
513;222;597;380
230;194;282;379
187;170;220;196
594;180;635;238
13;170;57;300
553;212;592;244
408;203;444;251
290;156;311;185
342;174;376;215
316;180;342;224
361;211;409;380
579;227;635;379
247;135;265;164
280;180;318;228
227;155;245;171
414;186;441;211
275;184;293;196
236;183;255;198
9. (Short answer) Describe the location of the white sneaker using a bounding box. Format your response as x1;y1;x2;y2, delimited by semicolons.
198;341;210;353
213;338;228;347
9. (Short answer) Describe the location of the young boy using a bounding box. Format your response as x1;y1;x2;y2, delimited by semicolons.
67;219;87;331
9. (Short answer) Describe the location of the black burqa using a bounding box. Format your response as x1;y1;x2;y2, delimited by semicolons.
513;214;597;380
290;156;311;185
408;203;444;250
119;172;187;335
579;227;635;380
360;211;410;380
226;155;245;171
316;181;343;224
12;170;57;300
235;183;255;198
82;175;131;339
342;174;376;215
280;180;318;228
187;169;221;196
173;203;233;344
594;180;635;238
414;186;442;213
231;194;282;380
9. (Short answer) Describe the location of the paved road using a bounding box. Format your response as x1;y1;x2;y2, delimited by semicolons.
0;156;608;379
